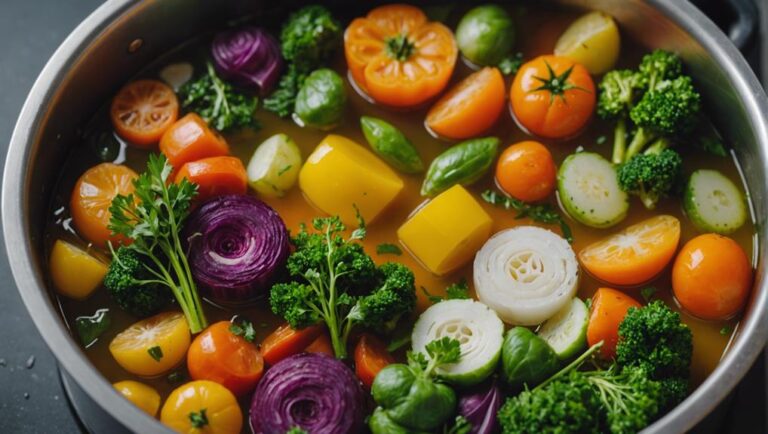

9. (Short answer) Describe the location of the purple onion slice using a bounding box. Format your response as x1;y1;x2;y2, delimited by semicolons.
211;26;282;95
458;380;503;434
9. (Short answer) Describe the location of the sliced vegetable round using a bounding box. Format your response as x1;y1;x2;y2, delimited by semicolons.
579;215;680;286
421;137;499;196
684;169;747;234
557;152;628;228
49;240;107;300
360;116;424;173
554;11;620;75
175;156;247;202
247;133;302;197
109;311;191;377
159;113;229;169
496;140;557;202
184;195;289;303
113;380;161;417
293;68;347;130
161;380;242;434
260;323;324;366
250;353;366;434
474;226;579;325
426;67;506;140
500;327;559;389
110;79;179;147
211;26;282;94
536;297;589;360
412;299;504;386
455;5;516;67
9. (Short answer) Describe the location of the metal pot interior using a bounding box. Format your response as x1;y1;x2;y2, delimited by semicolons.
4;0;767;432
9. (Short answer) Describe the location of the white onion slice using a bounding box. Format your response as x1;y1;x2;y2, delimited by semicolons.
412;299;504;386
473;226;579;325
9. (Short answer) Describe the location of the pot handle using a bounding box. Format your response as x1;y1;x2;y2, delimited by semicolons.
724;0;757;50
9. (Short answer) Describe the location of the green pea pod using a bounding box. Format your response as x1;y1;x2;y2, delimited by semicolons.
421;137;499;196
369;407;430;434
456;5;516;66
360;116;424;174
294;68;347;129
386;377;456;431
501;327;560;390
372;364;417;409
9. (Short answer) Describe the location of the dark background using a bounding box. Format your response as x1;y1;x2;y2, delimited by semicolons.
0;1;764;433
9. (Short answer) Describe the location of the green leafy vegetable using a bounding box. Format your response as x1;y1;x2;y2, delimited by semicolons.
640;286;657;303
179;62;259;131
104;246;170;317
481;189;573;243
285;427;308;434
499;52;524;75
167;371;185;385
293;68;347;129
147;346;163;362
75;308;112;348
188;409;209;428
444;416;473;434
617;147;683;210
422;138;499;196
720;326;733;336
229;319;257;342
108;154;207;333
376;243;403;256
270;216;416;358
445;279;471;300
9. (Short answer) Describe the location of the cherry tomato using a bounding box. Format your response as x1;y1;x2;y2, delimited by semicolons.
354;334;394;388
495;141;556;202
113;380;161;417
344;4;457;107
175;156;247;202
510;55;595;139
672;234;752;320
587;287;641;358
110;80;179;147
160;380;242;434
159;113;229;169
70;163;138;246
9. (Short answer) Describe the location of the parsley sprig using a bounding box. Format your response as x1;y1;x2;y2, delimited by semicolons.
481;189;573;243
108;154;207;332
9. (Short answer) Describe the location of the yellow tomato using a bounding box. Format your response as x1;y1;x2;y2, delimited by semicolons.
113;380;161;417
160;380;242;434
554;11;620;75
49;239;108;300
109;312;190;377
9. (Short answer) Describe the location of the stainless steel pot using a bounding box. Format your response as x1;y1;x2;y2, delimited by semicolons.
3;0;767;433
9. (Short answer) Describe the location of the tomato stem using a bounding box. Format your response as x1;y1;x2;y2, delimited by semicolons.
385;34;415;61
531;60;591;104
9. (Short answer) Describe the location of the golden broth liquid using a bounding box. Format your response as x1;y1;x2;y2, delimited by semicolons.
45;3;753;425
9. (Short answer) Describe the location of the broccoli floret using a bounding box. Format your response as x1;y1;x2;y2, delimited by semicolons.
103;247;169;317
349;262;416;332
264;5;341;117
636;49;683;91
617;147;683;209
597;70;639;163
616;301;693;380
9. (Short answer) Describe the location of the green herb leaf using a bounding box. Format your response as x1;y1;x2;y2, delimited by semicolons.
407;351;429;371
349;205;367;241
179;62;259;132
481;189;573;243
445;279;471;300
376;243;402;256
167;371;185;385
147;346;163;362
499;52;524;76
188;409;209;428
229;319;257;343
585;297;593;310
420;286;444;304
426;337;462;366
720;326;733;336
286;427;309;434
75;308;112;348
277;164;293;176
444;416;473;434
640;286;657;303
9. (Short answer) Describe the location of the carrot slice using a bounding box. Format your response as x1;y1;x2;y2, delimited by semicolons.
159;113;229;169
175;156;247;202
305;333;334;357
260;323;324;366
587;287;641;358
354;334;394;388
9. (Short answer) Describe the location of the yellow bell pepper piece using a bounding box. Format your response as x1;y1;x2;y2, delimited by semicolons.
398;185;493;276
299;135;404;225
49;239;108;300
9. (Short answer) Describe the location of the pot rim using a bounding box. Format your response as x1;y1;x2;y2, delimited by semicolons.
2;1;767;433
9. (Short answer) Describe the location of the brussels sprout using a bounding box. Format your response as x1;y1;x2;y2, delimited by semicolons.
456;5;516;67
369;407;430;434
294;68;347;129
501;327;559;389
386;377;457;431
360;116;424;173
421;137;499;196
372;364;417;409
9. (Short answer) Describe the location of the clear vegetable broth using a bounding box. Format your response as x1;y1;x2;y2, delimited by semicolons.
44;2;753;428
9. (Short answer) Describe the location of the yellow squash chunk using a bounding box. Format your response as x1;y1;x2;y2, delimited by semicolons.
299;135;404;225
554;11;620;75
49;239;108;300
398;185;493;276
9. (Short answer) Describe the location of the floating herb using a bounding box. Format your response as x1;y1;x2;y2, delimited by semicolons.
481;189;573;243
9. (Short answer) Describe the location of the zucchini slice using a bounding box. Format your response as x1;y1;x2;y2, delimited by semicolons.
557;152;628;228
247;133;302;198
412;299;504;386
684;169;747;234
537;297;589;360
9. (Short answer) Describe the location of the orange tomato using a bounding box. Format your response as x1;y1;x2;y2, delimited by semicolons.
187;321;264;396
426;67;506;140
579;215;681;286
70;163;138;246
344;4;457;107
587;287;641;358
672;234;752;320
175;156;247;202
260;323;324;366
160;380;242;434
510;55;595;139
495;141;556;202
354;334;394;388
110;79;179;147
305;332;334;357
159;113;229;169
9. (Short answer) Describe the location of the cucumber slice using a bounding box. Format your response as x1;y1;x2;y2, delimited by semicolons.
536;297;588;360
247;133;302;198
412;299;504;386
684;169;747;234
557;152;628;228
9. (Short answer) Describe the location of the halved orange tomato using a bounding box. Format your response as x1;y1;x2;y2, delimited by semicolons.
344;4;457;107
110;79;179;148
579;215;681;286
